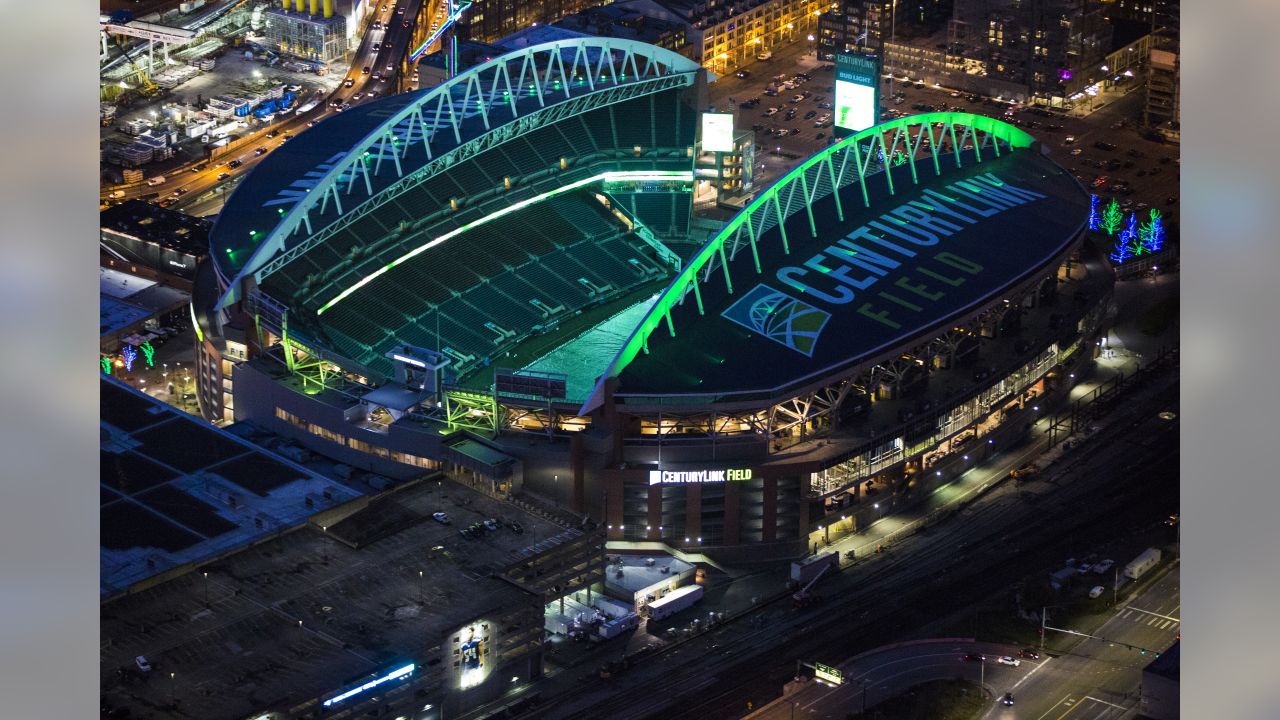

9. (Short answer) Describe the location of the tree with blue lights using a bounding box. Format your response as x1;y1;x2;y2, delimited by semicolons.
1100;198;1124;236
121;344;138;372
1139;209;1166;253
1110;230;1134;264
1087;195;1101;231
1120;212;1141;256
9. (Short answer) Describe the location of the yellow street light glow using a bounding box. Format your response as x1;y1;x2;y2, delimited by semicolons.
316;170;693;315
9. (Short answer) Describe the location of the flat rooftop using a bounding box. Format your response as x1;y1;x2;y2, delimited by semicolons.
606;554;696;596
616;148;1090;400
100;199;212;257
100;379;360;596
100;478;568;720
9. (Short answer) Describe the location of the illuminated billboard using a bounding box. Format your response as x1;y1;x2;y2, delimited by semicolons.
701;112;735;153
453;622;490;689
834;52;880;134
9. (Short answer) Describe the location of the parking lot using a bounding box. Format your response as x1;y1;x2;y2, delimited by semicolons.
704;38;1178;213
99;478;566;720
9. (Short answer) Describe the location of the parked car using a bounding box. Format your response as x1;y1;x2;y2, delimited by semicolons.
483;518;500;532
1092;559;1115;574
1089;585;1105;598
432;512;451;524
1018;648;1040;659
135;655;152;673
508;521;525;534
734;69;751;78
997;656;1021;667
1002;693;1015;706
962;653;986;662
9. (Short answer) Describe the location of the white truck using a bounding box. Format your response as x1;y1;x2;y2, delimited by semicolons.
145;175;166;186
1123;548;1162;581
645;584;704;621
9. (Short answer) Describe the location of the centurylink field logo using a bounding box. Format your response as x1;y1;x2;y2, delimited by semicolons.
721;284;832;357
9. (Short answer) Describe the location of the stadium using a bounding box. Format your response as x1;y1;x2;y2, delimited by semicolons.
193;37;1115;562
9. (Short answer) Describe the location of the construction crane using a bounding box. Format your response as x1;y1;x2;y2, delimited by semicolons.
792;558;834;609
116;36;162;98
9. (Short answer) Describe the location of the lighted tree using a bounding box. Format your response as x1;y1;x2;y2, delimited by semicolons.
121;345;138;373
1119;212;1141;256
140;341;156;367
1139;209;1166;253
1100;198;1124;236
1087;195;1101;231
1110;232;1133;265
893;150;908;166
100;357;112;375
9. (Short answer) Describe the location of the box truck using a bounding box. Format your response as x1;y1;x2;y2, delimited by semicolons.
1123;548;1162;581
645;585;704;621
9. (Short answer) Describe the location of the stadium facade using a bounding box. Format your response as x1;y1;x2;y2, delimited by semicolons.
193;38;1113;565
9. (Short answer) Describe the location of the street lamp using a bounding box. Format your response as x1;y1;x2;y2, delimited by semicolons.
419;570;424;604
202;571;209;607
554;474;560;507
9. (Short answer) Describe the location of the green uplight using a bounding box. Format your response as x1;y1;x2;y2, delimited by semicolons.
598;112;1036;389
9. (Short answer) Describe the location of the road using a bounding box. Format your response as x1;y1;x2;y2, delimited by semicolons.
510;366;1177;720
989;566;1180;720
102;0;423;215
744;563;1179;720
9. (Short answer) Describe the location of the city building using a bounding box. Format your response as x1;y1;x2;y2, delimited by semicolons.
192;39;1111;570
1143;0;1178;141
553;3;690;54
455;0;606;43
948;0;1114;104
100;199;211;284
264;0;349;63
817;0;891;61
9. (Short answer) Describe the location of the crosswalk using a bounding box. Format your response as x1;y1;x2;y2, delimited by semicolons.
1117;605;1180;630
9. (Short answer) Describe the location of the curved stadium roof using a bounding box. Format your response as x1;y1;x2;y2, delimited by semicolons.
208;38;707;309
578;112;1092;411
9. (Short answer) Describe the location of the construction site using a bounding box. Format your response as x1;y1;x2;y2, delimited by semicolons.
99;0;360;185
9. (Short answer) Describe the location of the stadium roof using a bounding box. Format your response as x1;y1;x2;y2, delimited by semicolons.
209;38;706;308
210;90;423;279
590;114;1090;406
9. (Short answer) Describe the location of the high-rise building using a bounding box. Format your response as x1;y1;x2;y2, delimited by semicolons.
456;0;608;43
1143;0;1178;140
948;0;1113;104
817;0;891;62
